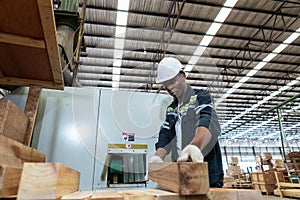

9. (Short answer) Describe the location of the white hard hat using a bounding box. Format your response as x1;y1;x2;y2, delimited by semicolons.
156;57;184;83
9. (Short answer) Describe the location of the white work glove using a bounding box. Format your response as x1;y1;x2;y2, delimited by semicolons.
149;155;164;163
177;144;204;162
146;155;163;181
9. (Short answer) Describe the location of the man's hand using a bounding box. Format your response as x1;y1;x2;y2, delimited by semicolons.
177;144;204;162
146;155;163;181
149;155;164;163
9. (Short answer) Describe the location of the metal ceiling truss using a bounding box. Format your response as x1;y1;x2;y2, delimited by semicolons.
74;0;300;145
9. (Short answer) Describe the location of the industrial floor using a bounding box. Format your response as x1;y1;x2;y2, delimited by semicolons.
262;195;297;199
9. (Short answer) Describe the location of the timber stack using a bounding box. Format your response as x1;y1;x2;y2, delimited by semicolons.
148;162;262;200
251;153;276;195
0;99;46;198
0;99;80;199
223;157;252;189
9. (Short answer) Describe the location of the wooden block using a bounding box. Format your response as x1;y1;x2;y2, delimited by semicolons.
274;159;285;168
231;157;239;164
148;162;209;195
274;188;300;198
209;188;262;200
236;189;262;200
23;86;42;146
0;135;46;196
288;152;300;158
134;189;179;200
0;99;29;143
17;163;80;200
91;190;123;200
227;166;241;175
63;189;261;200
0;165;23;198
224;176;235;182
140;188;209;200
262;152;272;160
118;190;154;200
61;191;95;200
128;188;260;200
0;135;46;168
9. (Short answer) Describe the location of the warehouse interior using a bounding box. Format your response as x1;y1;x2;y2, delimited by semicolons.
0;0;300;199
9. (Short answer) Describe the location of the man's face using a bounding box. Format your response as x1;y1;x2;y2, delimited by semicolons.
162;73;186;99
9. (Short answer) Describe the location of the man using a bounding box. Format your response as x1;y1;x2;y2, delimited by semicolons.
150;57;224;188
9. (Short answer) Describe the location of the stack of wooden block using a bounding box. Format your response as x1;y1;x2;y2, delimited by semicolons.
251;153;276;195
288;152;300;170
251;171;276;195
224;157;240;188
224;157;252;189
0;99;80;199
146;162;261;200
0;99;43;198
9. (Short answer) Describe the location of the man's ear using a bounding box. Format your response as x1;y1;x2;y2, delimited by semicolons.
180;71;186;79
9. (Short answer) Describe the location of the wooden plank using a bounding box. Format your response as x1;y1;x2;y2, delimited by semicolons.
274;188;300;198
61;189;262;200
0;0;64;90
151;188;260;200
0;166;23;198
0;99;29;143
37;0;64;87
236;189;262;200
137;189;179;200
0;135;45;168
0;0;44;38
148;162;209;195
132;189;209;200
118;190;154;200
91;190;123;200
276;182;300;188
128;188;260;200
209;188;262;200
0;44;54;81
61;191;94;200
17;163;80;200
0;77;64;90
24;86;42;146
0;32;45;49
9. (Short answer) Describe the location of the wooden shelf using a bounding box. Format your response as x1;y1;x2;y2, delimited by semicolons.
0;0;63;90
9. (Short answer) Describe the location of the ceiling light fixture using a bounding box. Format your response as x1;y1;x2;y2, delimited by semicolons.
184;0;238;76
232;116;276;139
112;0;130;89
216;27;300;115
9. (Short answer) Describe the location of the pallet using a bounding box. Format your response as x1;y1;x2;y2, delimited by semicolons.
274;189;300;198
251;171;275;195
274;171;300;198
